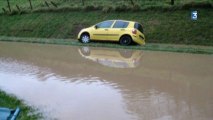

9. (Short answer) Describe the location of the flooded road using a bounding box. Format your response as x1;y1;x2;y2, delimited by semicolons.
0;41;213;120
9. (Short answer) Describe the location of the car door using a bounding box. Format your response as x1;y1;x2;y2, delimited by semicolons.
108;20;129;41
91;20;114;40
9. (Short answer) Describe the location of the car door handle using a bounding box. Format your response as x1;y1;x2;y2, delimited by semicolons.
104;29;108;31
120;29;125;31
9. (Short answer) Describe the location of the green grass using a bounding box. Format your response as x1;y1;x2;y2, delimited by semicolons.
0;9;212;46
1;36;213;54
0;0;212;14
0;90;41;120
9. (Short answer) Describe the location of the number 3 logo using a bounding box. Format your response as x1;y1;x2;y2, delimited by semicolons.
191;11;198;20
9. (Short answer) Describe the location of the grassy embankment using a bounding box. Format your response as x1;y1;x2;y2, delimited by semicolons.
0;0;213;13
0;90;41;120
0;8;212;46
0;0;212;46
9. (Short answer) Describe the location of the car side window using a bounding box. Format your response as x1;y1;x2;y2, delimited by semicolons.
96;21;114;28
113;21;129;28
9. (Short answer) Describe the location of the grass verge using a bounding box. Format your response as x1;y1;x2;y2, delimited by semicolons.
0;0;212;14
0;90;41;120
0;36;213;55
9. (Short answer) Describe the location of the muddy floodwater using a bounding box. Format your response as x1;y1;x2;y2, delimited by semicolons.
0;42;213;120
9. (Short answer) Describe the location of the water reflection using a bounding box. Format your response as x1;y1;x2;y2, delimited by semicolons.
0;42;213;120
78;47;142;68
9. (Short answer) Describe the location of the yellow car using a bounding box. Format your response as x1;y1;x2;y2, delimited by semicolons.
77;20;145;46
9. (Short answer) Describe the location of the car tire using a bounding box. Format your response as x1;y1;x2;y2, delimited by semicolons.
119;36;132;46
80;33;90;43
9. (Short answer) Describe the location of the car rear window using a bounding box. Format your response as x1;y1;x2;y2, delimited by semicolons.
134;23;144;33
113;21;129;28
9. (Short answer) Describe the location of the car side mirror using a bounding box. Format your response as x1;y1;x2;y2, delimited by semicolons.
94;25;97;29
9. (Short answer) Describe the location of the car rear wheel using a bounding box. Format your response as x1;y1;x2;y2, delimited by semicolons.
119;36;132;46
80;33;90;43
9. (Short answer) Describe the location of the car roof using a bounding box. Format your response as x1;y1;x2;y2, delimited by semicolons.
106;20;136;23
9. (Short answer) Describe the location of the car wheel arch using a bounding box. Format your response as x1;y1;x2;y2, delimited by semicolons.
81;32;90;37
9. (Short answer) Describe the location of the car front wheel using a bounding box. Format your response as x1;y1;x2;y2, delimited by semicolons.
80;33;90;43
119;36;132;46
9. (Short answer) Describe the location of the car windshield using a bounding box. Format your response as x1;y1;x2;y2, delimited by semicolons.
134;23;144;33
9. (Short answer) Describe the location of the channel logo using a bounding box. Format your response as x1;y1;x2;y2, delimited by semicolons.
191;11;198;20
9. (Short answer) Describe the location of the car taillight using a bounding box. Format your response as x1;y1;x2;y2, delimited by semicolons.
132;29;137;34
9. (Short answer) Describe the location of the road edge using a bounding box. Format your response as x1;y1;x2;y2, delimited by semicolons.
0;36;212;55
